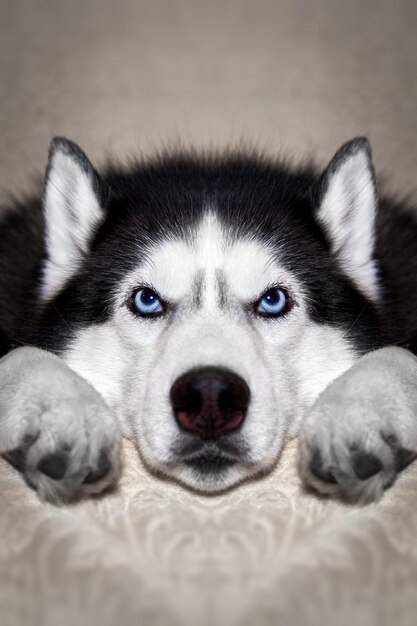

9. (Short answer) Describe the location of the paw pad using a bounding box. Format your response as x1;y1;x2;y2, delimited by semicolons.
381;433;417;471
83;449;112;484
351;451;383;481
309;449;337;484
37;451;69;480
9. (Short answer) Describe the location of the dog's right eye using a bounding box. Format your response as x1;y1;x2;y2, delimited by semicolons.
255;287;290;317
130;288;165;317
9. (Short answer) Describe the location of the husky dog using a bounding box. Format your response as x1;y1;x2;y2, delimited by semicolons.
1;136;417;504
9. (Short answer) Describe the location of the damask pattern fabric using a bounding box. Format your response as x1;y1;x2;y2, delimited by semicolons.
1;440;417;626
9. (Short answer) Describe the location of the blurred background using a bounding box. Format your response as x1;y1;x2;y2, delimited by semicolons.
1;0;416;195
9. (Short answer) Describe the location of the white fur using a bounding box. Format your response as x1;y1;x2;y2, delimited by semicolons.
42;147;103;302
5;140;417;503
317;147;380;302
64;214;356;491
300;347;417;502
64;323;128;420
0;346;121;502
5;209;417;502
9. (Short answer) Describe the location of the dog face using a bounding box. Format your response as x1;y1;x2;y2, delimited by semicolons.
37;137;384;491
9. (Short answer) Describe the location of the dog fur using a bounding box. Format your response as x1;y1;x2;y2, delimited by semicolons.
0;136;417;503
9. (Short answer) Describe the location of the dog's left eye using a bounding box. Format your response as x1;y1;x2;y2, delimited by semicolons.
256;288;289;317
131;288;164;317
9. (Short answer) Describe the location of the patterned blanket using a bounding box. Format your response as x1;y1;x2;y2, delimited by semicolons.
1;438;416;626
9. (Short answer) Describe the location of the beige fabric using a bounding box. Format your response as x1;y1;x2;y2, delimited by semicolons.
1;1;417;624
2;441;417;626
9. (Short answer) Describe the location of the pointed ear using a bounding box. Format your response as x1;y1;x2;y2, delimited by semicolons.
316;137;380;303
41;137;108;302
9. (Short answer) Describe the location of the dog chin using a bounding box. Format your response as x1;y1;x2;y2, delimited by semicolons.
170;453;262;493
140;431;267;492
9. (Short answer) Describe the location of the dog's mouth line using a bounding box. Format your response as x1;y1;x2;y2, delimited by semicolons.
182;450;238;474
167;438;256;475
170;435;249;459
182;447;236;463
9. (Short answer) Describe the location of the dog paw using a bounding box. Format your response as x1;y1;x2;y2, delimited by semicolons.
0;347;121;502
299;347;417;503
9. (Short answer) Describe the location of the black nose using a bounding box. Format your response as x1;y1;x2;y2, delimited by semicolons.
170;367;250;437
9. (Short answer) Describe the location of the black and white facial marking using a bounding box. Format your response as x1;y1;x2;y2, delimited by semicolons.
37;137;386;492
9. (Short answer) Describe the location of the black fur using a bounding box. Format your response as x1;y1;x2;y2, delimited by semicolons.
0;139;416;358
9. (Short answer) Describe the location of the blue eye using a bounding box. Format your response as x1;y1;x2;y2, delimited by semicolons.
256;288;289;317
131;288;164;317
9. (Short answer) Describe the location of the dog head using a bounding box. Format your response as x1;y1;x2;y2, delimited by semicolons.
38;137;384;490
